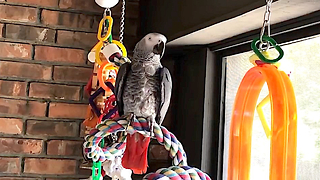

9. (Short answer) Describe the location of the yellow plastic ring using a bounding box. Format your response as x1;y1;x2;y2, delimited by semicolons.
97;16;113;42
95;41;104;65
112;40;127;57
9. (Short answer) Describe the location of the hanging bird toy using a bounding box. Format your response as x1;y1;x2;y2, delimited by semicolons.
227;1;298;180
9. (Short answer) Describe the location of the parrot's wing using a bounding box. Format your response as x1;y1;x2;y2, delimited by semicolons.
157;67;172;125
115;62;131;116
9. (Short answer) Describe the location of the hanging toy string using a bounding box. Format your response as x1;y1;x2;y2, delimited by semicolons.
251;0;284;64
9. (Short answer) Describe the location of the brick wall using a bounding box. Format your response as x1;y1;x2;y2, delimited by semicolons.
0;0;149;179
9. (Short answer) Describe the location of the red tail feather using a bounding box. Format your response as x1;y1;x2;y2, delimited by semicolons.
122;133;150;174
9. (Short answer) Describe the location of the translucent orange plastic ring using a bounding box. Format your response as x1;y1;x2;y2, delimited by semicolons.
227;64;297;180
97;61;118;92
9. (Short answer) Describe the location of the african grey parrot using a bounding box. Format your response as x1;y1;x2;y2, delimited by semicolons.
115;33;172;174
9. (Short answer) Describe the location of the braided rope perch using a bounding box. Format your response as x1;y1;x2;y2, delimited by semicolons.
144;166;211;180
83;116;211;180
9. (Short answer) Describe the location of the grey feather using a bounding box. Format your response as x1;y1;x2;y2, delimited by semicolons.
115;62;131;116
121;61;161;120
156;67;172;125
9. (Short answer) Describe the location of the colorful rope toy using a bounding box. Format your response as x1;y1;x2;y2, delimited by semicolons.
84;116;211;180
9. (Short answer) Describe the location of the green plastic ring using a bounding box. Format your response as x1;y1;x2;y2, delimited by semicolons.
251;36;284;63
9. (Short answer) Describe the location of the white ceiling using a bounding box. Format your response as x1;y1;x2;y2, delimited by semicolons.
167;0;320;46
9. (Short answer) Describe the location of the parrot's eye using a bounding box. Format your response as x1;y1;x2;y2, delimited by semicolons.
148;37;151;40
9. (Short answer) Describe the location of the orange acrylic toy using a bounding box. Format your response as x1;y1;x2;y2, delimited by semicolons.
227;48;297;180
228;0;297;178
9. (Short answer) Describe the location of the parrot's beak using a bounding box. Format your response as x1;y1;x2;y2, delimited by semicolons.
153;41;165;57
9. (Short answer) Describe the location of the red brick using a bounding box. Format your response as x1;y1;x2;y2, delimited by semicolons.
0;42;32;59
41;10;95;29
47;140;83;156
0;61;52;80
0;118;23;135
53;66;92;83
0;98;46;117
0;157;20;173
0;23;3;38
92;15;103;31
0;80;27;97
0;138;43;155
34;46;86;64
0;5;37;23
149;144;169;160
6;24;56;43
78;166;91;176
59;0;103;13
24;158;76;174
49;102;87;118
29;83;80;100
79;123;86;137
56;30;97;49
26;120;78;137
7;0;58;7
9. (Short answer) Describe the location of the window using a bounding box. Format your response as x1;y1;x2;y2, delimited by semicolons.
222;35;320;180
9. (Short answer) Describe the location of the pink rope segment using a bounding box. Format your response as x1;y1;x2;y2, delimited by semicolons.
143;166;211;180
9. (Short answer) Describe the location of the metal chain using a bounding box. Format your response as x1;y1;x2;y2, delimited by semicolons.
119;0;126;44
259;0;273;50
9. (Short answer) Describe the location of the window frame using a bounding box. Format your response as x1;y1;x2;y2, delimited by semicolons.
210;10;320;180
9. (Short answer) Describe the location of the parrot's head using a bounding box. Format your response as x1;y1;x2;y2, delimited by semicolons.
133;33;167;61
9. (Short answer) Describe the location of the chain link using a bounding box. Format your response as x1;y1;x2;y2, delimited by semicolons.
259;0;273;50
119;0;126;44
103;8;111;36
102;1;125;43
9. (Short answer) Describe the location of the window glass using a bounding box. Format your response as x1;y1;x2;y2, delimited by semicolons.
223;35;320;180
